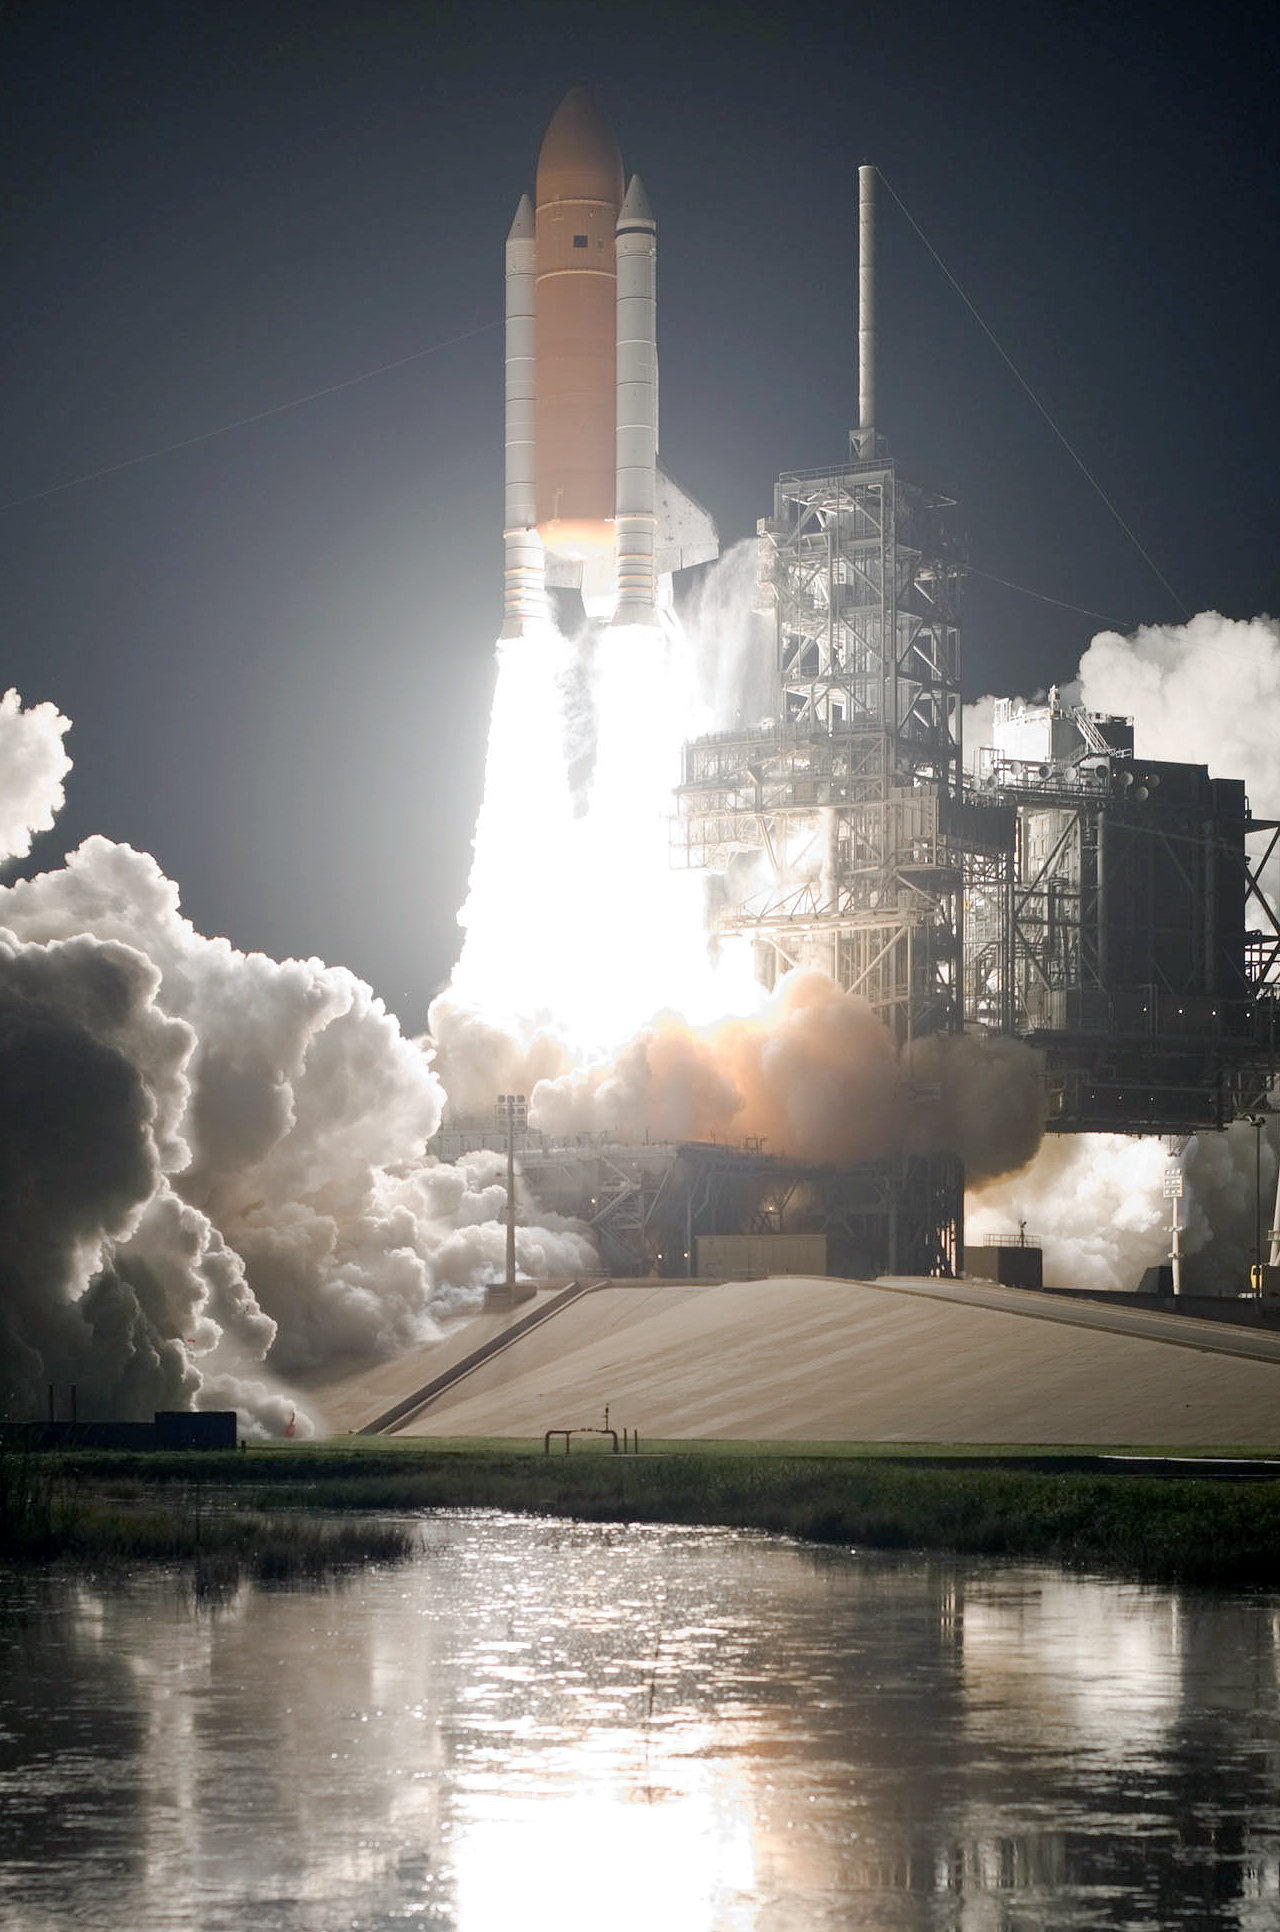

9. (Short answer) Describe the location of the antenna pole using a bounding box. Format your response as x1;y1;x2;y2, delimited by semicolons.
855;164;876;456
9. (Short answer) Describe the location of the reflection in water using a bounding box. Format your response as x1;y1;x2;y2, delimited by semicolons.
2;1516;1280;1929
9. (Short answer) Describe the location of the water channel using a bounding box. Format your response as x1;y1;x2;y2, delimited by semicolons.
2;1512;1280;1930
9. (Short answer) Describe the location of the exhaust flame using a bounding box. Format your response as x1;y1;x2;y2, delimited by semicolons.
449;610;760;1048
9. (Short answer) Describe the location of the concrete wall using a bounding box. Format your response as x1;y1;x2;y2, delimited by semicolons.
5;1412;238;1451
696;1233;829;1279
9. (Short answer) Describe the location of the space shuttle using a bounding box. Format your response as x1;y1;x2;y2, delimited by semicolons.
502;87;718;636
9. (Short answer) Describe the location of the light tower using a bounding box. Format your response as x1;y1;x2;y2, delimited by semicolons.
492;1092;528;1307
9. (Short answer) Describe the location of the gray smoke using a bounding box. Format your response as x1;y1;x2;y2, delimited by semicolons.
0;935;197;1421
903;1030;1048;1185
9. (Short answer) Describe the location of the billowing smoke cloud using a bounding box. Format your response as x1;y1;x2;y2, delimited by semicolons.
961;693;999;774
967;612;1280;1288
0;686;72;862
680;538;776;733
426;993;573;1121
1079;612;1280;814
0;703;596;1435
967;1121;1278;1296
0;932;197;1421
903;1030;1049;1185
530;970;1045;1180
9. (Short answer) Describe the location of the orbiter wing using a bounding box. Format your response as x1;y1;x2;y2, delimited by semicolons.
654;467;719;575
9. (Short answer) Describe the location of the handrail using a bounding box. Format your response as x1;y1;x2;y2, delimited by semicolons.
544;1427;620;1455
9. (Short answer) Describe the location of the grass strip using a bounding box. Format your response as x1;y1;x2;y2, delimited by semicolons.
14;1441;1280;1588
0;1445;416;1582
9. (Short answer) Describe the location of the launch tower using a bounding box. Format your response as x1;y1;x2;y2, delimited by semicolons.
675;168;969;1273
456;125;1279;1288
673;167;1277;1272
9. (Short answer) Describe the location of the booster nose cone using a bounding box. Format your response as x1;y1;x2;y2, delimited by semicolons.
536;86;625;207
506;192;535;243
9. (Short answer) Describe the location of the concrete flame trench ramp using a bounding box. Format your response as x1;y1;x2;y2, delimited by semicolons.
311;1276;1280;1446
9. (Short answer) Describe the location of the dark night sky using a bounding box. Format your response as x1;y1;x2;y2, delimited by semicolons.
1;0;1276;1027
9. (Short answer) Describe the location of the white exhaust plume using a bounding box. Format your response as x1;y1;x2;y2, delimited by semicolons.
682;538;776;731
966;1122;1278;1295
448;618;757;1049
447;544;771;1055
967;612;1280;1289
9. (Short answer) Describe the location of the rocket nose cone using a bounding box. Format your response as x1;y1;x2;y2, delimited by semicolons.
536;86;624;208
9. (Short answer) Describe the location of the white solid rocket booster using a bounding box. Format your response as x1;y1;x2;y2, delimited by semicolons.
614;174;658;625
503;193;544;634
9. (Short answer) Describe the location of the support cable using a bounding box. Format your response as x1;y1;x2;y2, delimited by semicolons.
962;563;1133;629
0;320;499;515
969;562;1280;672
876;171;1190;620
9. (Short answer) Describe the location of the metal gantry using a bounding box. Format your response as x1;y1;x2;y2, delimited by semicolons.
679;459;964;1042
430;1123;961;1279
673;450;968;1272
962;740;1278;1131
494;1092;527;1297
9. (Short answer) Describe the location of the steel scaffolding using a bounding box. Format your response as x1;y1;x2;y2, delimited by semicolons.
430;1124;962;1279
672;451;967;1272
679;460;964;1034
963;753;1278;1131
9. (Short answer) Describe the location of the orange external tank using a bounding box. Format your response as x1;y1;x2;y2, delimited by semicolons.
534;87;624;560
